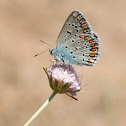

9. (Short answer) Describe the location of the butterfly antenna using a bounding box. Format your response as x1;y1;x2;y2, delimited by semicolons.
34;48;49;57
40;40;53;48
66;93;78;101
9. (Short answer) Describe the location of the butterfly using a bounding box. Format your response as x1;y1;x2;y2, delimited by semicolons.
49;9;100;66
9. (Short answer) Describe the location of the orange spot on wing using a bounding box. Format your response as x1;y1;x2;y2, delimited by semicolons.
90;53;95;57
88;59;92;64
88;62;91;64
84;36;88;40
90;53;95;58
79;35;83;38
80;21;82;24
91;44;94;47
83;30;86;33
89;40;93;43
81;25;84;28
91;48;96;53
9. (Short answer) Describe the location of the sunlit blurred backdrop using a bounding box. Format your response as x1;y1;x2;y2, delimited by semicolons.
0;0;126;126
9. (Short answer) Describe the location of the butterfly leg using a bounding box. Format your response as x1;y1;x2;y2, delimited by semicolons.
77;66;80;74
65;93;78;101
50;59;53;65
51;59;59;65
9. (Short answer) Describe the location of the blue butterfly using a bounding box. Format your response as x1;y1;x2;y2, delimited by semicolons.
49;10;100;66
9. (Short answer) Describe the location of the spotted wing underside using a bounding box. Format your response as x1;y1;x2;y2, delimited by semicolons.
56;10;93;46
56;10;100;66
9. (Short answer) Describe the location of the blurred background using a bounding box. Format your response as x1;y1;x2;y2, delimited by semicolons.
0;0;126;126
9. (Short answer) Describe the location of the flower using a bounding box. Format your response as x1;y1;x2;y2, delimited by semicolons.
24;64;81;126
43;64;81;96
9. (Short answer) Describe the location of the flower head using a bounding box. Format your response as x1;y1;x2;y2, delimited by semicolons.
44;64;81;96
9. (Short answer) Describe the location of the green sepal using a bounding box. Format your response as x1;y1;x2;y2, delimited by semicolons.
49;76;54;90
43;68;49;79
53;79;59;92
57;81;64;93
59;83;71;93
58;81;64;89
61;83;69;90
43;68;55;91
68;89;81;92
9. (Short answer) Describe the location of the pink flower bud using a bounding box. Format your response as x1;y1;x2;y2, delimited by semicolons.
44;64;81;96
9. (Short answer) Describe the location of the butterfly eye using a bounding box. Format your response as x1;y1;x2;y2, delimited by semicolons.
50;50;52;54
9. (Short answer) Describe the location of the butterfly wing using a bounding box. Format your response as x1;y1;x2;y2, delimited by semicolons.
59;33;100;66
56;9;93;47
55;10;100;66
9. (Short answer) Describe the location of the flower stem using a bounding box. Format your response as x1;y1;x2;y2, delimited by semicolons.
24;92;56;126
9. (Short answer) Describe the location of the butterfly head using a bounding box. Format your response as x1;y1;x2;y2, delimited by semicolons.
49;48;61;60
49;48;55;55
49;48;59;57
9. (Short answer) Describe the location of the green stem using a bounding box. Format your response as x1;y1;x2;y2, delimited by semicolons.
24;92;56;126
